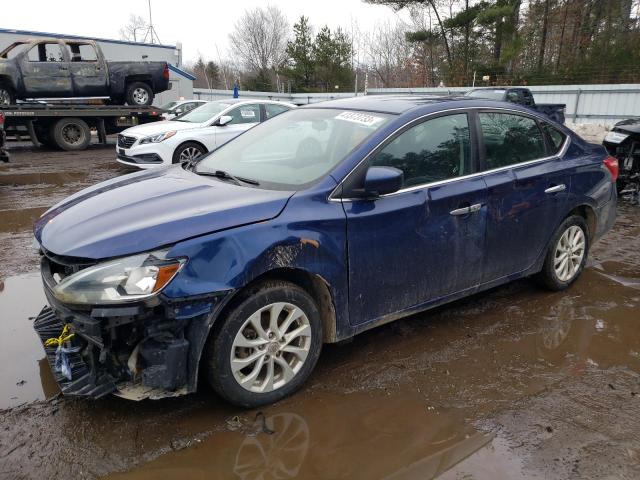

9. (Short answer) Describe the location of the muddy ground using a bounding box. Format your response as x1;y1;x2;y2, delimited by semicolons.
1;140;639;480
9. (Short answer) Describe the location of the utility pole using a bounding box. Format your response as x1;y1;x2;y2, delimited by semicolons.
143;0;161;44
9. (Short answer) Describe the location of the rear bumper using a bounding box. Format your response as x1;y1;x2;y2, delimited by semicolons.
594;187;617;242
35;255;231;400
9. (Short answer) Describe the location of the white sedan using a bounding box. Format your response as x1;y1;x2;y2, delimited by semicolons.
116;99;295;168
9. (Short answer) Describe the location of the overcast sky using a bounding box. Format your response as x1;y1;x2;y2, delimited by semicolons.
1;0;410;63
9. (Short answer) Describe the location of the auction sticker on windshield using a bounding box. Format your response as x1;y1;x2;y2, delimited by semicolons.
335;111;384;127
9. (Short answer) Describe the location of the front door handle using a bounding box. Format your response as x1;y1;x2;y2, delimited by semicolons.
468;203;482;213
59;66;69;71
545;184;566;193
450;206;470;216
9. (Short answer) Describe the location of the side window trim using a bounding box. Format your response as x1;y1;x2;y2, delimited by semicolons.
332;106;572;202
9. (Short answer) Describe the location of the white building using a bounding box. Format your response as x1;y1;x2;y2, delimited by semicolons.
0;28;194;105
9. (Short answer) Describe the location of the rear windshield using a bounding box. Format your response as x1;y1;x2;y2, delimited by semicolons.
466;89;506;101
175;102;230;123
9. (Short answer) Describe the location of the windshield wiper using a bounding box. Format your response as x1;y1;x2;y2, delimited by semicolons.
196;169;260;186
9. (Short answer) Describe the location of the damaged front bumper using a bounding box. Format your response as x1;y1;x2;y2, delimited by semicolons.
34;254;231;400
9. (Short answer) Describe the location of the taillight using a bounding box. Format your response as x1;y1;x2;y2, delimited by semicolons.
163;63;170;80
0;112;4;127
604;156;619;182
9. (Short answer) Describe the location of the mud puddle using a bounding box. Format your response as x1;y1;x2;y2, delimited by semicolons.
0;273;58;408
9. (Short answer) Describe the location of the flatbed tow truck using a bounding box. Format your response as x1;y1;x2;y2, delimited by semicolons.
0;101;164;151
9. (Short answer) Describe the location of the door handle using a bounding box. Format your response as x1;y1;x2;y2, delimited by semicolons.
545;184;566;193
450;206;470;216
59;66;69;71
468;203;482;213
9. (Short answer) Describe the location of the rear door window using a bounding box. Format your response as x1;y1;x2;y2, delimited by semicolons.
69;43;98;62
264;103;290;120
478;112;546;170
370;113;471;188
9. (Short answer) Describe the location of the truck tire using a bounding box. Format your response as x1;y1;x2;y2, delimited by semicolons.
126;82;154;106
52;118;91;151
0;84;14;106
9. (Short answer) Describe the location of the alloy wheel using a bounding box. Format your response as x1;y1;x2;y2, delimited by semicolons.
230;302;312;393
178;147;203;162
553;225;585;282
132;87;149;105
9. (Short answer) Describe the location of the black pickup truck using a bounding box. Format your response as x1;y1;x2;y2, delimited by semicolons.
0;38;170;106
465;87;566;124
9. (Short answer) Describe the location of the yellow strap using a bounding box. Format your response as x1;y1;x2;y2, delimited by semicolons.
44;324;75;348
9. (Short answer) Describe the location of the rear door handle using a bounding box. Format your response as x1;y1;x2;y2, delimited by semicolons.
450;204;482;216
545;184;566;193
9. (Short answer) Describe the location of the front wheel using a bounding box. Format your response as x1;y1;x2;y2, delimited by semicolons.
204;281;323;407
172;141;206;164
0;85;14;106
537;215;589;290
126;82;153;106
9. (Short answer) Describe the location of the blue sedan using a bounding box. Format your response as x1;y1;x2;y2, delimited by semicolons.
33;96;618;406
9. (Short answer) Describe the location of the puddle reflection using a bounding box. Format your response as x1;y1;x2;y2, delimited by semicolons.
108;391;492;480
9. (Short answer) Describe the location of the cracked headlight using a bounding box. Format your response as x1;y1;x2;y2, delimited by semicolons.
52;250;185;305
139;131;177;144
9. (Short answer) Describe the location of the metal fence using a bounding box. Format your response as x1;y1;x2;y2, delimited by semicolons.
194;83;640;126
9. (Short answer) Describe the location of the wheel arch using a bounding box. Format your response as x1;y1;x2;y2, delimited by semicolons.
567;204;597;242
212;267;337;345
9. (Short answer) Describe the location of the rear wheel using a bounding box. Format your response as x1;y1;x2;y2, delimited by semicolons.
172;141;206;164
51;118;91;151
126;82;153;106
537;215;589;290
204;281;323;407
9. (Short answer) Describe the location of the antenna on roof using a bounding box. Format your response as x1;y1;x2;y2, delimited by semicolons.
143;0;161;44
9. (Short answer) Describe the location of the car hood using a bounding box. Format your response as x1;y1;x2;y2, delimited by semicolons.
123;120;206;137
34;166;294;259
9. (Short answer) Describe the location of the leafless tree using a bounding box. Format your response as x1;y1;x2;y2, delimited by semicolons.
368;20;413;87
119;14;149;43
228;5;289;74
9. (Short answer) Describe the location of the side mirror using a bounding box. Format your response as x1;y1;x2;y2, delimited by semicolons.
174;108;183;115
363;166;404;197
215;115;233;127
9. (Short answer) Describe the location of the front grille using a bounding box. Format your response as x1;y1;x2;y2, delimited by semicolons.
117;134;137;148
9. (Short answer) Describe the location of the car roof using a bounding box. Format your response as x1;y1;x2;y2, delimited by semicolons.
303;95;535;115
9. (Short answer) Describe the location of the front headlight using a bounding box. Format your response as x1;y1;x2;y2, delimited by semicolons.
139;131;177;144
52;250;185;305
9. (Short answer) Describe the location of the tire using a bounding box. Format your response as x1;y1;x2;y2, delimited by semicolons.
537;215;590;291
172;141;206;164
51;118;91;151
126;82;153;106
0;84;14;106
204;280;323;408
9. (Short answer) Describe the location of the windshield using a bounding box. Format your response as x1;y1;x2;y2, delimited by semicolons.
195;108;392;189
175;101;230;123
0;42;27;59
161;101;178;110
466;89;506;101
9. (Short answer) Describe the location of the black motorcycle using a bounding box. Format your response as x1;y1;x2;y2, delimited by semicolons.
603;118;640;201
